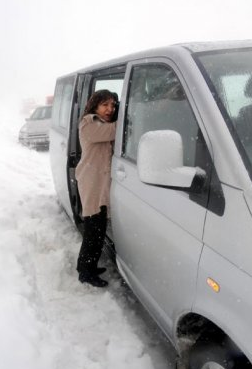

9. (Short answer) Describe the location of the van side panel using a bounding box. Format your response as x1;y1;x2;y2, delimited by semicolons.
193;184;252;362
194;244;252;363
204;185;252;279
111;155;204;338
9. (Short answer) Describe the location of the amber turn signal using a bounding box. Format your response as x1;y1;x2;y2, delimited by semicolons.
207;277;220;293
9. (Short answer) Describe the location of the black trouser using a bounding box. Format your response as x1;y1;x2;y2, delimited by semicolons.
77;206;107;275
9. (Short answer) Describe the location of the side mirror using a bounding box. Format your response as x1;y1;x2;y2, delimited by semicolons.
137;130;205;188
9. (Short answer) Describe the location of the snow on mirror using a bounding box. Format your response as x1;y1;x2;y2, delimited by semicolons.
137;130;200;188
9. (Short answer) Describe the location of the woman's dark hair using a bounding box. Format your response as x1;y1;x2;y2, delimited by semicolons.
83;89;119;118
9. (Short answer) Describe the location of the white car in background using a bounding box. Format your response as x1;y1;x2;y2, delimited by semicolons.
19;105;52;149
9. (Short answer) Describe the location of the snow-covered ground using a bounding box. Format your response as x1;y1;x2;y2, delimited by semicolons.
0;109;176;369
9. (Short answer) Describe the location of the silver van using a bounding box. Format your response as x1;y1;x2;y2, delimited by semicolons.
50;40;252;369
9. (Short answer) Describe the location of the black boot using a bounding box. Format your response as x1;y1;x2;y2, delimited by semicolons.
78;272;108;287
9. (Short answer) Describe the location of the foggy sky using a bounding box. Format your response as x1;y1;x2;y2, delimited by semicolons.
0;0;251;111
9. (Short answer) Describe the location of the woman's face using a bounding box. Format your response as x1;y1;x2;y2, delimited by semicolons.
95;98;116;122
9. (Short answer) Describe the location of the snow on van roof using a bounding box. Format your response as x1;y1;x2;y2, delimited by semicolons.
58;40;252;79
177;39;252;52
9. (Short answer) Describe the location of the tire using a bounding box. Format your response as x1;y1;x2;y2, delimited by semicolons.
189;342;236;369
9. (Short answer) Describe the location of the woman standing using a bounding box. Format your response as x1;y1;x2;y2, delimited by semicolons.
75;90;118;287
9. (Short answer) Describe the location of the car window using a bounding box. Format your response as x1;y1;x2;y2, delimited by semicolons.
52;76;75;131
90;73;125;121
221;74;251;118
123;64;200;166
94;78;124;99
30;108;43;120
59;79;75;129
44;106;52;119
195;49;252;179
31;106;52;120
122;63;225;213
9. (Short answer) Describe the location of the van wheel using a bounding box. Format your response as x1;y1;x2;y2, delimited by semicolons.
188;341;242;369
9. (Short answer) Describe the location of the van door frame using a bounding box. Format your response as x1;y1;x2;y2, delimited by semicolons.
67;73;91;233
67;65;127;233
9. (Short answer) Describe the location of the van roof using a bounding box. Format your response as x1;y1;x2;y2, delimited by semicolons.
175;39;252;52
59;40;252;79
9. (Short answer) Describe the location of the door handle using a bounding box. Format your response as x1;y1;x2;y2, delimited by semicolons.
116;165;126;181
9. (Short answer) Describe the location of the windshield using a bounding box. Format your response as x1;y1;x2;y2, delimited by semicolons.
30;106;52;120
194;48;252;175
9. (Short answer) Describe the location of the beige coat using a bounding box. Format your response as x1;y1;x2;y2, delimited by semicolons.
75;114;116;217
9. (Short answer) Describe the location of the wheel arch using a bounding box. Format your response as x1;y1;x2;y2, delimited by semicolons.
175;312;226;352
174;312;251;367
